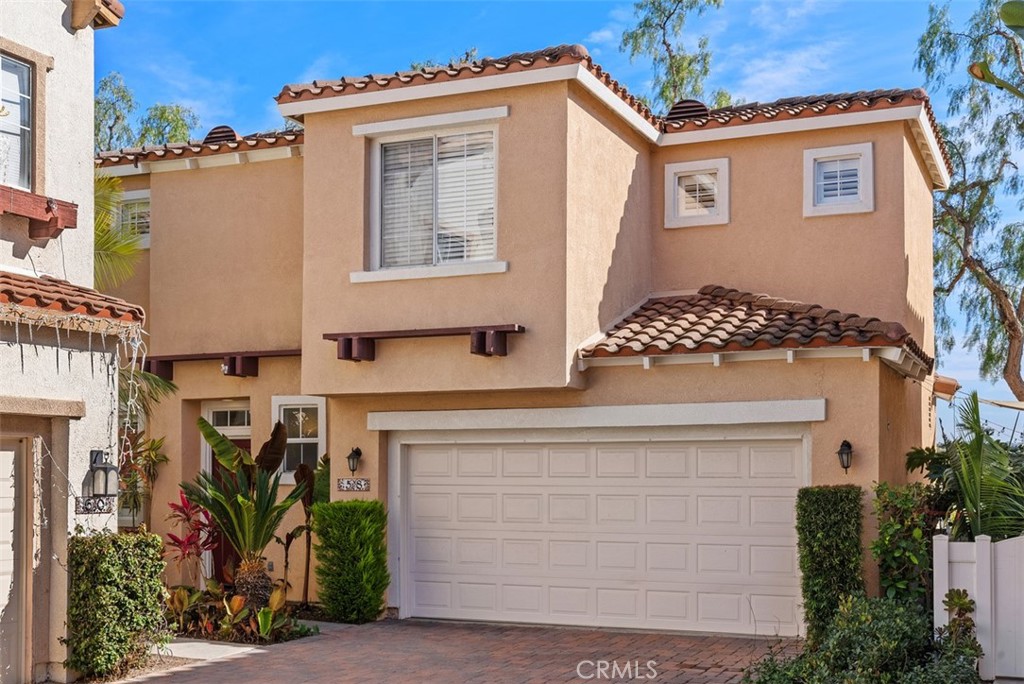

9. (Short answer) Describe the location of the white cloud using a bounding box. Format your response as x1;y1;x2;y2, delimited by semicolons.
140;56;241;132
298;52;343;85
734;41;843;102
586;28;616;46
751;0;829;37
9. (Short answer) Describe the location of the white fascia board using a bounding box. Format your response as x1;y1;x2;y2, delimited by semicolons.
353;106;509;137
277;64;582;118
97;163;147;177
95;145;303;177
659;105;923;146
573;66;660;142
367;399;826;432
911;108;951;189
579;346;872;369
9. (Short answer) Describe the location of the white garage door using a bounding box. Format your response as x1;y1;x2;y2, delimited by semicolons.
404;439;804;635
0;444;23;684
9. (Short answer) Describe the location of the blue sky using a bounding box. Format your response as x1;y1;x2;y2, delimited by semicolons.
94;0;1023;441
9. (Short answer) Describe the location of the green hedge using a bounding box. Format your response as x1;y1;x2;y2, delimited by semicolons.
871;482;934;607
312;500;390;623
796;485;865;647
65;529;169;678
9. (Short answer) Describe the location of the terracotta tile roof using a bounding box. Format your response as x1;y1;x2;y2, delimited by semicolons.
275;44;657;126
0;271;144;324
95;129;303;168
582;285;933;371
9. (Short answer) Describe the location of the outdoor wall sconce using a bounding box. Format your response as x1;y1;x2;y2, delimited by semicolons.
837;440;854;474
347;447;363;475
76;449;119;514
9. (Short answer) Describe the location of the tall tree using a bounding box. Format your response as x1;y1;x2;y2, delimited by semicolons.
94;72;200;151
918;0;1024;399
620;0;731;113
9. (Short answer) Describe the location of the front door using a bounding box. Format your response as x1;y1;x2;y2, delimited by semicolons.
201;401;251;586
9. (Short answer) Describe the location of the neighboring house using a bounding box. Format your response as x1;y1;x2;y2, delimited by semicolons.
1;1;139;683
97;44;949;637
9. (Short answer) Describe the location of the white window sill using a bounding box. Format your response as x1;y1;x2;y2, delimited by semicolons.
804;201;873;218
665;213;729;229
350;260;509;283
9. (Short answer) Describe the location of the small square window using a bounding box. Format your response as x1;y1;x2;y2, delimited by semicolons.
272;396;326;480
665;158;729;228
804;143;873;217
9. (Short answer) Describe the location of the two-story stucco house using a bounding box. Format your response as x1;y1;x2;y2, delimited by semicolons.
97;44;949;637
0;2;143;682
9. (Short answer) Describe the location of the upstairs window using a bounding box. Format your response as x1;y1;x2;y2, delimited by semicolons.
803;143;874;217
119;190;151;247
379;129;496;268
0;54;32;190
664;158;729;228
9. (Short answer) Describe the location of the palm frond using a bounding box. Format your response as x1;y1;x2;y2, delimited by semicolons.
94;174;142;289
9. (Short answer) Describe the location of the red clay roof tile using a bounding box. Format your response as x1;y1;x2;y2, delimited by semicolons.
95;129;303;169
0;271;144;324
582;284;933;371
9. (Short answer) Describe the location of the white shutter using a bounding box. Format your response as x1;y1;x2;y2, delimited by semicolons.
0;56;31;190
677;171;717;215
381;138;435;268
815;157;859;204
436;131;495;263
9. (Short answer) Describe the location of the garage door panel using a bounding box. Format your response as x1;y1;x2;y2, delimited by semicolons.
404;440;803;635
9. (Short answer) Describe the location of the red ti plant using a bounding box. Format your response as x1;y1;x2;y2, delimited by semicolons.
166;489;218;585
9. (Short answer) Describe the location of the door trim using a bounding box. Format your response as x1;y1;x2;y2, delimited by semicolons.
1;437;32;684
198;401;251;581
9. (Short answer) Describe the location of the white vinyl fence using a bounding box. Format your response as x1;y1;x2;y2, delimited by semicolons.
934;534;1024;681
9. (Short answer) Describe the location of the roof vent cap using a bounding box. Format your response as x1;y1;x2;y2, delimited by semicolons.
202;125;241;145
665;99;710;122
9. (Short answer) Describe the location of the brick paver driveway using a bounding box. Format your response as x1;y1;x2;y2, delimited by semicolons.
133;620;799;684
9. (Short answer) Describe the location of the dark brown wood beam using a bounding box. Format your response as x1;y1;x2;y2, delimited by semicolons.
143;349;300;380
0;184;78;240
324;325;525;362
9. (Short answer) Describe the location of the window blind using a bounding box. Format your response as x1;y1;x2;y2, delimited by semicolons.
0;56;31;190
815;158;859;204
677;171;717;215
380;130;495;268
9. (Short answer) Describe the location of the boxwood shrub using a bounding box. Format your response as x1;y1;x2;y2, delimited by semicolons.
64;529;169;678
312;499;390;623
796;484;864;647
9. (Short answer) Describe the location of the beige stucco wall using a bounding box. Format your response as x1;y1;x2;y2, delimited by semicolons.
300;83;575;396
145;356;317;601
652;122;923;337
146;158;303;355
564;83;652;364
108;249;150;325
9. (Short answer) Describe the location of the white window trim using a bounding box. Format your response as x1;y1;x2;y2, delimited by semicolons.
271;395;326;485
365;121;500;276
350;260;508;283
121;189;151;249
664;157;730;228
803;142;874;217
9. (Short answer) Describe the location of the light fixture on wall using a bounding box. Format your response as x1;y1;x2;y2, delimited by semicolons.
347;447;363;475
76;449;119;514
836;440;853;474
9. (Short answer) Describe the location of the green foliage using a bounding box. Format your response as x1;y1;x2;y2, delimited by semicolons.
64;530;169;678
95;72;137;152
620;0;731;113
120;434;170;527
94;174;142;290
165;582;307;643
871;482;935;605
743;591;981;684
796;485;865;647
180;461;304;567
312;500;390;623
313;453;331;505
916;393;1024;540
95;71;199;151
916;1;1024;397
136;104;200;147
